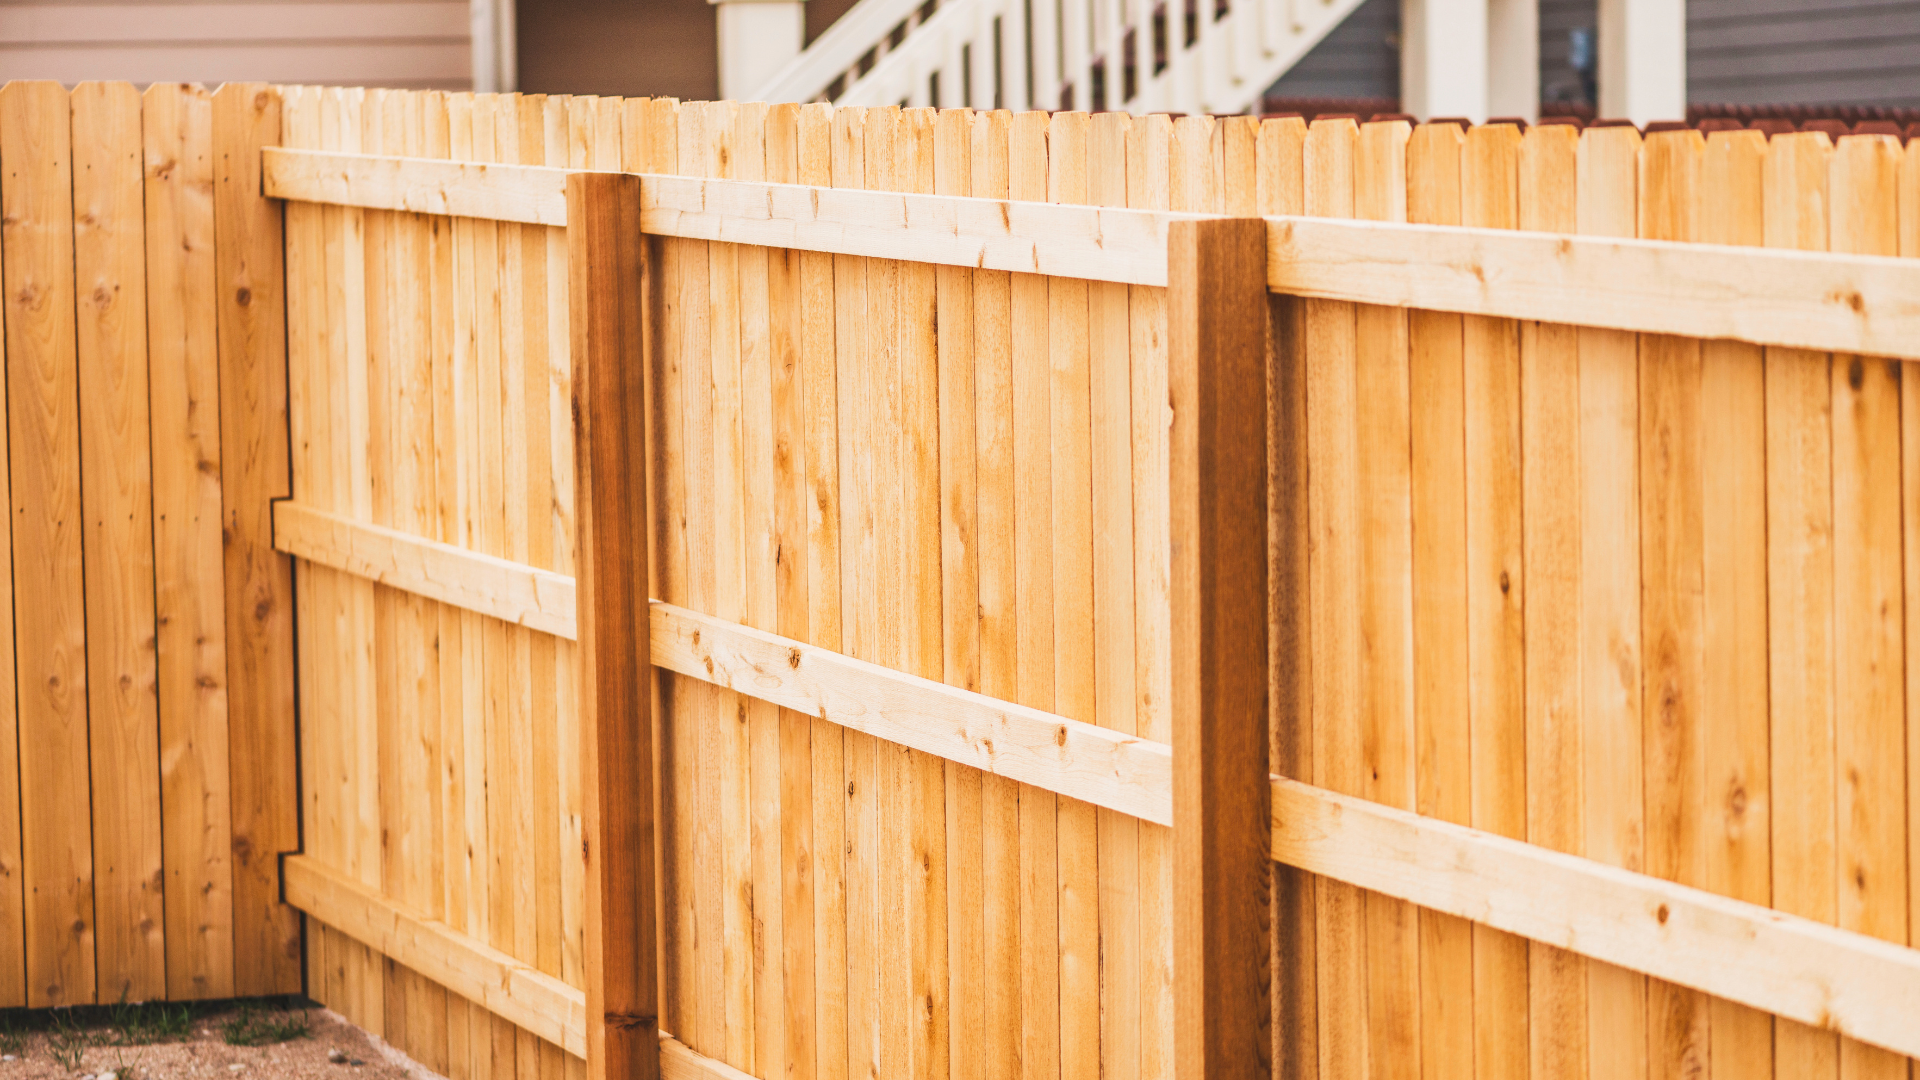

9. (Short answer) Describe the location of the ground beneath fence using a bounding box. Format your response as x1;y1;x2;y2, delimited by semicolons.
0;1004;434;1080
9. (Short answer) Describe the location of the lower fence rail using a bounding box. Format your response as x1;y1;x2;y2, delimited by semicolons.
274;490;1920;1061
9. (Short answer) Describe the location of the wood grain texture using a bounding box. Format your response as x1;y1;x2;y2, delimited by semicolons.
1266;776;1920;1060
650;604;1171;826
567;169;659;1080
1637;128;1711;1080
1516;119;1587;1080
144;78;237;1004
1168;216;1270;1080
1;78;93;1008
1825;133;1908;1080
1254;114;1314;1080
1695;129;1774;1080
1461;121;1528;1080
285;854;588;1056
1407;118;1471;1080
72;79;167;1004
1574;122;1648;1080
1763;130;1841;1080
1302;115;1365;1080
1132;110;1177;1080
213;80;301;995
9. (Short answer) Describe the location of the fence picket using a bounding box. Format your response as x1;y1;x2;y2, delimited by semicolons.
147;78;237;1004
1696;128;1776;1080
1827;132;1908;1080
1514;119;1586;1080
73;78;167;1004
1406;117;1472;1080
1;78;92;1008
1006;107;1059;1080
967;106;1023;1080
1302;114;1366;1080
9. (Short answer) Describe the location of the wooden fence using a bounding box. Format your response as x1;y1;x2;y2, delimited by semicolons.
8;74;1920;1080
0;80;299;1008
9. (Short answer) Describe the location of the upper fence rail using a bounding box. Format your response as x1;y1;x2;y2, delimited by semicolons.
262;145;1920;359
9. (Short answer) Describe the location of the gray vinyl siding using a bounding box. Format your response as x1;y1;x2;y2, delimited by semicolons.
1273;0;1920;110
1691;0;1920;107
1265;0;1400;101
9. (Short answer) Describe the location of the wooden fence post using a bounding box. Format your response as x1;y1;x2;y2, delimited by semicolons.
1169;218;1271;1080
567;171;660;1080
212;81;302;995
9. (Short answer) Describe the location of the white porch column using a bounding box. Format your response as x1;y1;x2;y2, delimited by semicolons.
471;0;515;91
1401;0;1488;121
715;0;807;101
1487;0;1537;119
1599;0;1685;124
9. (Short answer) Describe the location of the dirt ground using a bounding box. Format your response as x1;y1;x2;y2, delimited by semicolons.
0;1003;439;1080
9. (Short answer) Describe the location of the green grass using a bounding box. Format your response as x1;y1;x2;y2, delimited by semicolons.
46;1009;95;1072
221;1004;311;1047
0;1015;24;1057
106;999;193;1045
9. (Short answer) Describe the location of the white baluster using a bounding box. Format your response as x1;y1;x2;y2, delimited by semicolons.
1003;0;1033;108
1061;0;1090;108
971;0;1001;108
1029;0;1062;109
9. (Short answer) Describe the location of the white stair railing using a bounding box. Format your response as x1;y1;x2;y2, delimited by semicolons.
752;0;1372;116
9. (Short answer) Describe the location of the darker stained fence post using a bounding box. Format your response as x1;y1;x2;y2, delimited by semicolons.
1169;218;1272;1080
568;171;660;1080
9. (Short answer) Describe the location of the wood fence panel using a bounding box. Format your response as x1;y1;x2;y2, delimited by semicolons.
241;84;1920;1080
2;78;96;1009
0;78;302;1009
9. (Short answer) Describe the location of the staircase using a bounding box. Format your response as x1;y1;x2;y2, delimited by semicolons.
751;0;1372;115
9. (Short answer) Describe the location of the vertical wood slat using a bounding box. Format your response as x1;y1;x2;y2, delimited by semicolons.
1253;114;1313;1080
1045;108;1099;1080
1637;127;1711;1080
213;80;302;996
1130;110;1176;1080
1695;127;1774;1080
1006;107;1057;1080
1517;118;1585;1080
967;106;1021;1080
1301;115;1364;1080
1168;215;1270;1080
1763;129;1840;1080
145;78;238;1003
0;77;91;1008
0;81;24;1010
1405;117;1472;1080
73;79;167;1006
567;169;660;1080
1573;122;1649;1080
1826;132;1908;1080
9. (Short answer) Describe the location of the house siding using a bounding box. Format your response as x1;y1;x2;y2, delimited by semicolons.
1273;0;1920;110
0;0;470;88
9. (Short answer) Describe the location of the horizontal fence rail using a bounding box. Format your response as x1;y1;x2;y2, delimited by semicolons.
270;500;1920;1060
262;146;1920;359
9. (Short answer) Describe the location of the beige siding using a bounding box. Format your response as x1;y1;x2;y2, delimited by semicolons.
0;1;469;88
